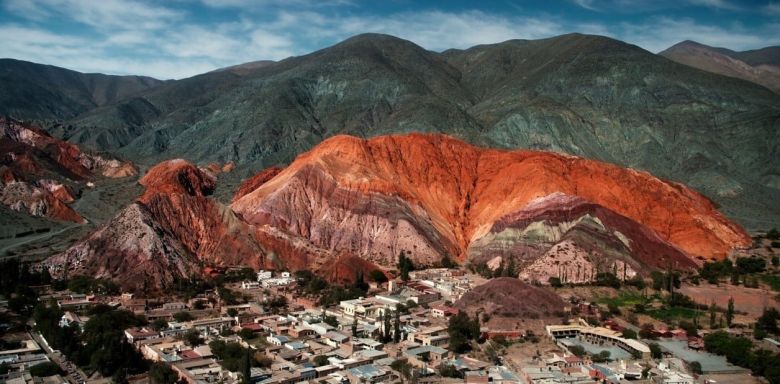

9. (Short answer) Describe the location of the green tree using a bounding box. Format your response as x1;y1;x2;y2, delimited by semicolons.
689;361;702;375
351;316;358;337
622;329;637;339
369;270;388;283
183;329;203;347
649;342;663;359
548;277;563;288
151;318;169;331
173;311;194;322
726;297;735;327
29;362;61;377
313;355;330;367
393;309;401;343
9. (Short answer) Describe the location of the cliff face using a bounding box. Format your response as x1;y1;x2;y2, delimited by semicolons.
233;134;749;269
0;116;136;222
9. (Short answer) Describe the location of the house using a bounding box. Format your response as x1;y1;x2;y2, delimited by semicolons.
241;281;261;290
346;364;390;384
124;327;160;343
189;317;236;333
407;326;449;347
267;334;290;346
404;345;448;368
430;305;458;318
59;312;88;330
257;270;273;281
322;331;351;347
285;341;308;352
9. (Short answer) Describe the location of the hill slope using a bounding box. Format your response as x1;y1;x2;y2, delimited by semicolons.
0;58;163;121
660;40;780;93
47;33;780;230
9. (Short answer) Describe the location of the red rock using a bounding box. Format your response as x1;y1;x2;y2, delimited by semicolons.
232;166;284;202
234;133;749;264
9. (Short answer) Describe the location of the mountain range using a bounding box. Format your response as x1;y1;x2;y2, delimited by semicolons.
0;32;777;290
2;33;777;231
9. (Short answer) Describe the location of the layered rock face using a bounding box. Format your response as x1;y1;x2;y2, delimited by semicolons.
233;134;749;276
0;117;136;222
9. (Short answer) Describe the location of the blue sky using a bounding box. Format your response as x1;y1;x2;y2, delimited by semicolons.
1;0;778;79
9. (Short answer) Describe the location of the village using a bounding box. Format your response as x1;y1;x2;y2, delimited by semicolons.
4;262;771;384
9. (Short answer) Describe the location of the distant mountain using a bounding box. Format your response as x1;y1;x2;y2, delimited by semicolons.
0;58;164;121
49;134;749;292
660;40;780;93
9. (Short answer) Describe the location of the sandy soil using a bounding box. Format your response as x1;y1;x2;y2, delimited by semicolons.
679;283;778;319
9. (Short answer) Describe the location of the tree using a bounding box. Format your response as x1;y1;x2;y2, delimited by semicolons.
313;355;330;367
591;350;611;363
241;350;252;384
622;329;638;339
649;342;662;359
726;297;735;327
398;251;415;281
351;316;358;337
548;277;563;288
568;345;586;357
383;310;392;342
438;363;463;378
184;329;203;347
149;362;180;384
369;270;388;283
709;301;718;329
151;318;169;331
767;228;780;240
757;307;780;334
448;311;479;353
689;361;702;375
238;328;255;340
227;308;239;317
639;323;657;339
393;309;401;343
173;311;194;322
29;362;61;377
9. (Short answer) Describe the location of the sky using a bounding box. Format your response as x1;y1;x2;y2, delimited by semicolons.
1;0;778;80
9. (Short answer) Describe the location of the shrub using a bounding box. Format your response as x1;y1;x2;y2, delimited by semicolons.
29;362;61;377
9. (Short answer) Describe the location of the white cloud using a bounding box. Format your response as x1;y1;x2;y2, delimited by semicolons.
3;0;182;30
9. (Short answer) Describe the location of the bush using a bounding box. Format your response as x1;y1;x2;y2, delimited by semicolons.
549;277;563;288
767;228;780;240
622;329;638;339
736;257;766;274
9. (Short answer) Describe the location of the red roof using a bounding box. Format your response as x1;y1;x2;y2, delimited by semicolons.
179;350;200;360
240;322;263;331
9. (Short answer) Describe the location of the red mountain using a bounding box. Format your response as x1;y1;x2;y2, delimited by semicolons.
49;134;750;291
